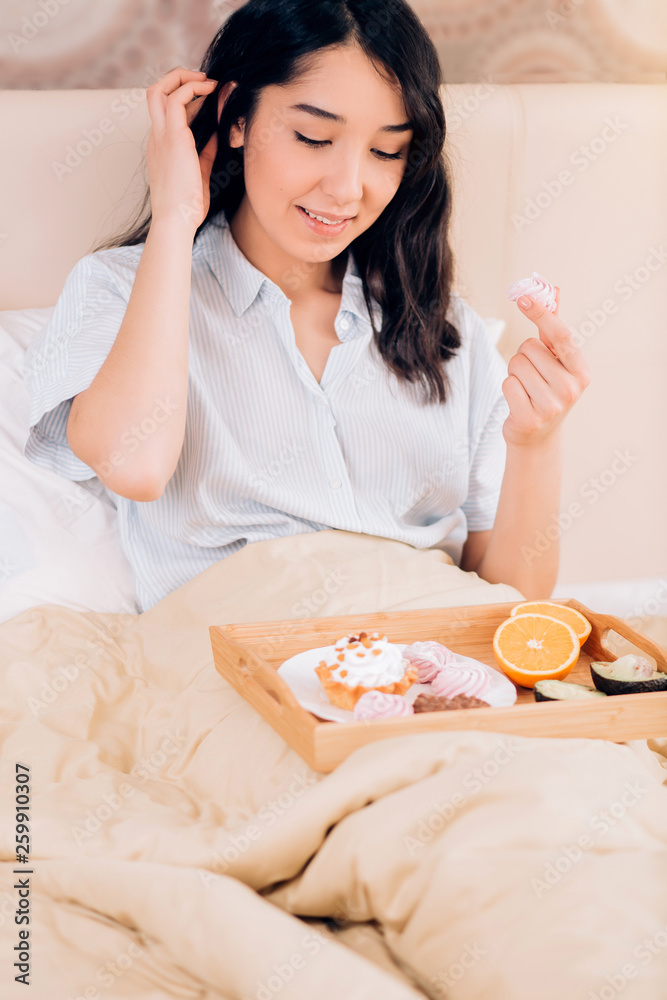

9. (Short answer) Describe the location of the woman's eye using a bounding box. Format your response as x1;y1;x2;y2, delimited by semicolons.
293;131;403;161
374;149;403;161
294;131;328;149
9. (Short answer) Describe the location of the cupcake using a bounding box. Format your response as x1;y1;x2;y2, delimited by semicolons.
315;631;418;710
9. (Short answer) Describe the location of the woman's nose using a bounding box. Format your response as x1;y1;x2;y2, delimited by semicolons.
320;152;364;208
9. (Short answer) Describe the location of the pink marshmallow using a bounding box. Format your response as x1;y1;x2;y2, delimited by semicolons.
506;271;558;313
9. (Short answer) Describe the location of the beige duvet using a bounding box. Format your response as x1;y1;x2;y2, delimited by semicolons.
1;528;667;999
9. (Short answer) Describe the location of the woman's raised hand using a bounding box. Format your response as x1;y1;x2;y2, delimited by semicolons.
145;67;222;233
502;288;592;448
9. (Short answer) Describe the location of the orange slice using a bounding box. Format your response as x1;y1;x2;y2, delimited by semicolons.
493;614;580;688
510;601;591;647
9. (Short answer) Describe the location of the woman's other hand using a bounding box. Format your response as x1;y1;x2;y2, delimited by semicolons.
145;67;223;233
501;287;591;448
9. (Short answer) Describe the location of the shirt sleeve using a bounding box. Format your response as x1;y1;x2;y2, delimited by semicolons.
458;300;510;532
21;250;136;481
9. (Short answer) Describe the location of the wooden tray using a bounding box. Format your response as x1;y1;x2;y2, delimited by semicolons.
209;598;667;772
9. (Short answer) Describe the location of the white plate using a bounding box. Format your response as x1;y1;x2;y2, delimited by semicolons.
277;644;517;723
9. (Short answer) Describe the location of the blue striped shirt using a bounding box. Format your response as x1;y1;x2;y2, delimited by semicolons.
22;209;509;612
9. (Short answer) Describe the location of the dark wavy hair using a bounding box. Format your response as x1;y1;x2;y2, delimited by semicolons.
94;0;462;405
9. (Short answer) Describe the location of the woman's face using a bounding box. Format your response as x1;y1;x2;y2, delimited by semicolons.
229;43;414;263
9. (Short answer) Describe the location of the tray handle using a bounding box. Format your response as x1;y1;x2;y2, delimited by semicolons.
210;625;305;716
233;646;304;716
570;600;667;671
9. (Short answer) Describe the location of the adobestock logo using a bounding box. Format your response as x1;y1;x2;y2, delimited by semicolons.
521;448;640;566
50;59;180;181
511;116;629;233
569;245;667;348
94;396;178;480
6;0;71;54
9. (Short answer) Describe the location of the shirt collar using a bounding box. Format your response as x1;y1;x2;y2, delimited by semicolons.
194;209;382;332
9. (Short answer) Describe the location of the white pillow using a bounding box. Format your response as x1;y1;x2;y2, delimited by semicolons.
0;307;140;625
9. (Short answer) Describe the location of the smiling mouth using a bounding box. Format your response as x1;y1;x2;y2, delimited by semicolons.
297;206;355;224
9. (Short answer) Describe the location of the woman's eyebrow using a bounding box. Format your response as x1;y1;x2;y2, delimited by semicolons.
287;102;413;133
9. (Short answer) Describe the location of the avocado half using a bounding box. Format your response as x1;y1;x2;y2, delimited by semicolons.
590;654;667;695
534;679;607;703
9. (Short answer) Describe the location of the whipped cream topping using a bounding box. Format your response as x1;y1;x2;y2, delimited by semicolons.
353;690;414;720
506;271;558;313
403;640;457;683
319;631;408;687
431;661;490;699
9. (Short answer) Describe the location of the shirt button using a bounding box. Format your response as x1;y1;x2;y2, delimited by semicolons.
329;478;342;489
339;317;350;331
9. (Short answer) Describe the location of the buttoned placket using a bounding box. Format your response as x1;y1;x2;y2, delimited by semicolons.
264;290;366;528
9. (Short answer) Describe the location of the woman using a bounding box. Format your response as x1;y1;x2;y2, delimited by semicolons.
22;0;590;613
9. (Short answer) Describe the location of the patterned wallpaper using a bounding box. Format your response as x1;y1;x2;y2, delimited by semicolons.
0;0;665;89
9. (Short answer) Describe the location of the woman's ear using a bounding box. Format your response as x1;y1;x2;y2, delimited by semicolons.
228;120;245;149
217;81;245;150
186;78;238;128
217;79;239;125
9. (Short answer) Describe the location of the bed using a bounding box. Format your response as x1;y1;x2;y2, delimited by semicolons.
1;83;666;999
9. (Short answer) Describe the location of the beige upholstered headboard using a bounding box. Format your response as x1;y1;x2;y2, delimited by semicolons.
1;83;666;587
